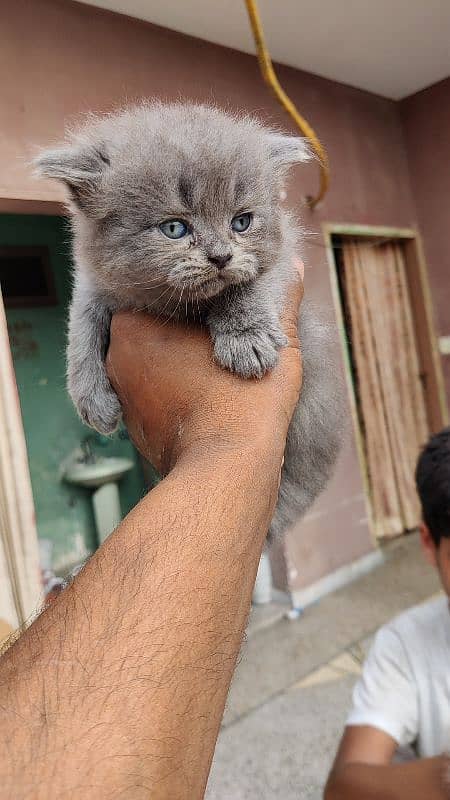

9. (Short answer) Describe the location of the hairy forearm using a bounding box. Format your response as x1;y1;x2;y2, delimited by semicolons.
325;757;450;800
0;436;282;799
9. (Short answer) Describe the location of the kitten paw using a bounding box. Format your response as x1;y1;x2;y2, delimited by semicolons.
74;387;122;435
214;326;287;378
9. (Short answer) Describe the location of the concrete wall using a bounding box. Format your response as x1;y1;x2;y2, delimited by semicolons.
1;0;443;594
400;78;450;400
1;214;145;571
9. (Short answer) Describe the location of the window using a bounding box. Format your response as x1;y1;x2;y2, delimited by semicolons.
0;246;57;307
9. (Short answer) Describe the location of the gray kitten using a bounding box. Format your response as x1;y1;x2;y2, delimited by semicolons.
35;103;343;538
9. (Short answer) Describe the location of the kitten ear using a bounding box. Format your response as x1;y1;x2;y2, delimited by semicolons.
33;143;110;213
267;134;312;168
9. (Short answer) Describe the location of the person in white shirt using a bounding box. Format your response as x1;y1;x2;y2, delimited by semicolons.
325;427;450;800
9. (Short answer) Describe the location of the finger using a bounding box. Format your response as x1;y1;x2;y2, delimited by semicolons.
294;257;305;281
280;260;305;337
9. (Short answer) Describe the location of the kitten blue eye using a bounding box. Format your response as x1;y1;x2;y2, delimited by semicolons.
231;213;252;233
159;219;189;239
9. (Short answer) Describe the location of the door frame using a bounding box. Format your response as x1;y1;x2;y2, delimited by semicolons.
0;286;41;628
323;223;449;540
0;198;64;629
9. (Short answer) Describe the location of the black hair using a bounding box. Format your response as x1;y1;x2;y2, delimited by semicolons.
415;426;450;546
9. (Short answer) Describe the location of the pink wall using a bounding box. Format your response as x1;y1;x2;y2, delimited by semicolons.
1;0;435;594
401;79;450;401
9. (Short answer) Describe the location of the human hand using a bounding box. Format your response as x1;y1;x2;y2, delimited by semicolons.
106;261;304;473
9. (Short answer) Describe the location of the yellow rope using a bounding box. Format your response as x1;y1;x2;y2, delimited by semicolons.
244;0;330;209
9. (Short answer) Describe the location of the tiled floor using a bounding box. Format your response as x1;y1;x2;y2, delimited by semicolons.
206;533;440;800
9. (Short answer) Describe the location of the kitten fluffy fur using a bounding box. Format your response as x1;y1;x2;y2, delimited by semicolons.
36;102;343;538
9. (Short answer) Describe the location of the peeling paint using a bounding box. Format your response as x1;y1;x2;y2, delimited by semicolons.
7;319;39;359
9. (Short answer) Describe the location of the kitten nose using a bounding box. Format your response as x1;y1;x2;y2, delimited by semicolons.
208;253;232;269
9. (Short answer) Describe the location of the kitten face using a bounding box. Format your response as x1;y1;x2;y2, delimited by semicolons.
95;133;278;304
35;103;310;307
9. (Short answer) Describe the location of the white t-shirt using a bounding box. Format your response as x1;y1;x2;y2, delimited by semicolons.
347;595;450;758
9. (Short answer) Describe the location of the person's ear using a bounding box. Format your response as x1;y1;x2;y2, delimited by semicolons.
419;522;438;567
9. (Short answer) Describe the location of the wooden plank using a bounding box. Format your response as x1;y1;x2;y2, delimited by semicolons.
341;239;430;535
0;289;41;624
392;247;426;525
386;245;419;473
384;243;420;527
323;230;378;545
0;498;20;630
359;242;412;533
323;223;416;241
394;245;429;448
343;241;403;537
383;244;423;527
403;237;449;431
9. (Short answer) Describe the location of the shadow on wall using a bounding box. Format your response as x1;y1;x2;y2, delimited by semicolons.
0;214;146;573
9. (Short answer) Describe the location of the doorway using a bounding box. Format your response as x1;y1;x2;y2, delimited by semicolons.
325;225;448;540
0;213;147;596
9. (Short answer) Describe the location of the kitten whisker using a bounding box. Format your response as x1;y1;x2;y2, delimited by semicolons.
108;276;172;291
155;286;180;322
164;286;185;326
195;289;202;323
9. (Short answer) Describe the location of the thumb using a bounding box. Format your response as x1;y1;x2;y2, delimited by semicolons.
281;259;305;343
